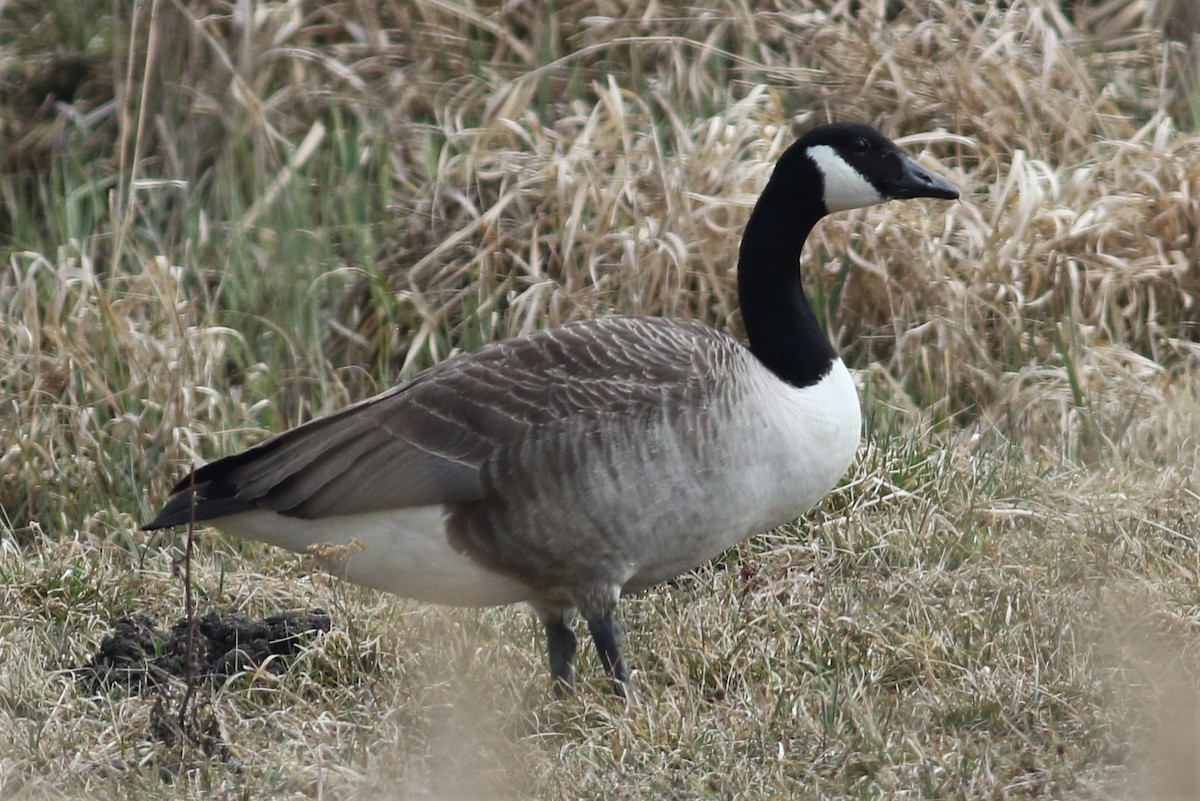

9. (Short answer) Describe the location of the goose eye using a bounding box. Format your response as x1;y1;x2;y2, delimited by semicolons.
852;137;870;153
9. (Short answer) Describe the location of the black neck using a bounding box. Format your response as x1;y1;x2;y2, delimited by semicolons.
737;168;838;389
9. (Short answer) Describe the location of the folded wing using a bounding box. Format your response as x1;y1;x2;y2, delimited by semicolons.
143;316;728;530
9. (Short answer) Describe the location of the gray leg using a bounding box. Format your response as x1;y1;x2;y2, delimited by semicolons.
587;614;629;692
543;616;578;696
534;606;578;695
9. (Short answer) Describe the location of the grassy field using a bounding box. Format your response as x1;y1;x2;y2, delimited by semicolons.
3;0;1200;798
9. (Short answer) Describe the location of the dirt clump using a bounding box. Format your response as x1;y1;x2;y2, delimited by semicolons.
77;609;332;694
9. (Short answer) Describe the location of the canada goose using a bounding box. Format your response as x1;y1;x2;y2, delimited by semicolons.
144;122;958;693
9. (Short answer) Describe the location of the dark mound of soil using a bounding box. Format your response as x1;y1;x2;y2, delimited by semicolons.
77;609;332;694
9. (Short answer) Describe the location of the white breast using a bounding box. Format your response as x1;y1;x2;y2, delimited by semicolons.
622;358;862;589
740;357;861;515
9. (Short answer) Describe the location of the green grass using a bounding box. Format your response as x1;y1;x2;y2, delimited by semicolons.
3;0;1200;799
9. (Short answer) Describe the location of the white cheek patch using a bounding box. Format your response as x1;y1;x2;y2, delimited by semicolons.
807;145;885;212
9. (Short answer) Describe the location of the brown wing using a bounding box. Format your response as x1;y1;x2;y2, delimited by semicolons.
143;316;737;528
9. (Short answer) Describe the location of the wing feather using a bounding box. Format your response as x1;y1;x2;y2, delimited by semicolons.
143;316;739;529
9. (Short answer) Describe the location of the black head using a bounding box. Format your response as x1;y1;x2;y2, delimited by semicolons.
787;122;959;213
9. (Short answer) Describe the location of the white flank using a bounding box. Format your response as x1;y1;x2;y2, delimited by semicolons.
215;505;537;607
806;144;884;212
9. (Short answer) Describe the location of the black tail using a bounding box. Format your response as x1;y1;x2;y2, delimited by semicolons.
141;478;257;531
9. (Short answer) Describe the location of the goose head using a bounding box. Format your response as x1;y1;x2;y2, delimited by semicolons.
737;123;959;389
796;122;960;213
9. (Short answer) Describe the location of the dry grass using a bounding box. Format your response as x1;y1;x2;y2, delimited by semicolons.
3;0;1200;798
